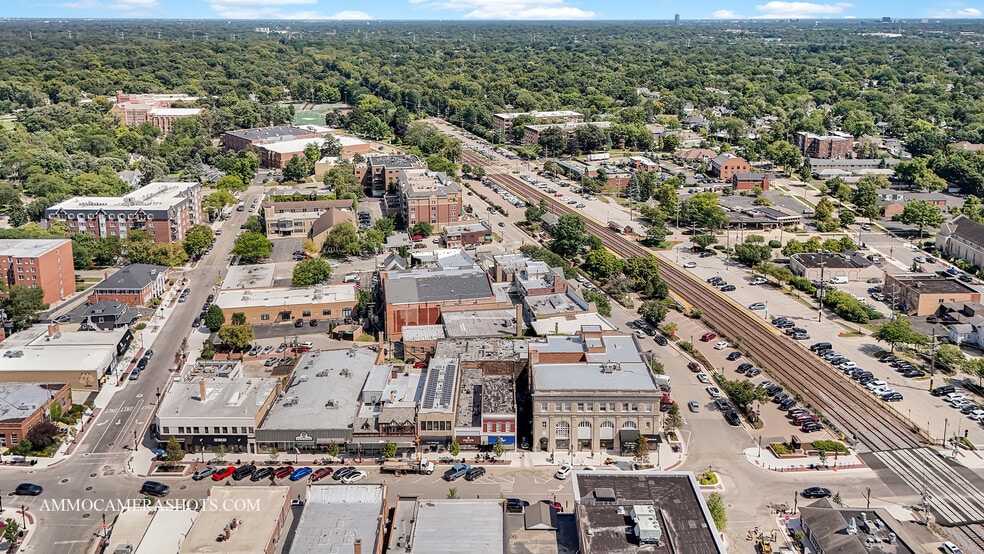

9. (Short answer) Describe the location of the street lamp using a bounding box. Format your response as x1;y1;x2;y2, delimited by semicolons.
20;505;26;531
817;254;827;322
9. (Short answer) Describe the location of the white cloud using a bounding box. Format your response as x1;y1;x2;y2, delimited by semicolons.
931;7;983;17
710;1;853;18
208;0;371;18
409;0;596;20
753;1;853;18
60;0;157;10
209;0;316;6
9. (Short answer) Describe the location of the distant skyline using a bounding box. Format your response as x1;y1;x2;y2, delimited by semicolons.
6;1;983;21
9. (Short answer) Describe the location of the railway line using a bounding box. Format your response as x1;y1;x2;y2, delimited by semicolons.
463;150;924;453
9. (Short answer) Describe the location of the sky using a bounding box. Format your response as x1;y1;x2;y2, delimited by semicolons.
5;0;983;21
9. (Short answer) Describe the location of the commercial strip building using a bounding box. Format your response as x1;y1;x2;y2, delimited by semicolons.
795;131;854;159
396;169;463;231
797;498;921;554
572;471;726;553
0;239;75;304
440;222;492;248
883;274;981;316
44;181;203;244
789;252;881;282
213;284;357;325
0;382;70;449
111;91;202;134
288;485;387;554
393;498;505;553
530;328;660;452
153;361;279;454
0;325;132;398
492;110;584;135
179;487;290;554
356;154;426;197
222;124;370;168
88;263;170;306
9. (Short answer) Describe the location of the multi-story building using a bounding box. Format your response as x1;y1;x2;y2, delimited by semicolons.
0;382;71;450
441;222;491;248
883;274;981;316
521;121;612;147
223;125;324;152
938;215;984;268
111;91;202;134
257;135;370;169
709;153;751;180
261;199;356;241
731;172;771;191
214;284;357;325
492;110;584;136
795;131;853;159
417;357;459;450
530;327;661;452
397;169;463;231
0;239;75;305
356;154;426;197
88;264;169;306
44;182;202;244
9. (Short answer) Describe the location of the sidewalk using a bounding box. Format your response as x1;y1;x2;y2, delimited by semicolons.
741;446;869;473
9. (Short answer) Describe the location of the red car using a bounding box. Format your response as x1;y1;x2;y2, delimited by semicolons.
311;467;333;482
212;466;236;481
413;361;426;369
687;362;701;373
700;332;716;342
542;500;563;512
274;466;295;479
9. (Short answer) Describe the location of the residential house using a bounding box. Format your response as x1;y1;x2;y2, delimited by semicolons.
878;189;952;218
88;264;169;306
81;301;141;331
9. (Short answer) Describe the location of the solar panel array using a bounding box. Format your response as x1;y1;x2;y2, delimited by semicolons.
422;361;458;409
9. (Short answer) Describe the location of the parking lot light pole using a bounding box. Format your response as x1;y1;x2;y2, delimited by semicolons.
817;257;827;322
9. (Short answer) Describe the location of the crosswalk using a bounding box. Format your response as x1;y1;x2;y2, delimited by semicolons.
870;448;984;525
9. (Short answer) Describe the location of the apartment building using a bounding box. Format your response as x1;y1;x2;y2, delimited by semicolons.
397;169;463;231
88;264;170;306
795;131;853;160
261;198;356;241
0;382;71;450
356;154;426;197
111;91;202;134
44;182;202;244
0;239;75;304
521;121;612;147
492;110;584;136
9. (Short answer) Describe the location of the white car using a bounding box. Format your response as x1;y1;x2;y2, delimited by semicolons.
946;393;968;404
683;261;697;269
697;373;711;384
942;541;965;554
555;464;573;480
830;276;848;284
714;341;729;350
749;277;767;285
865;380;887;391
341;470;367;484
838;361;857;370
706;386;722;398
968;410;984;421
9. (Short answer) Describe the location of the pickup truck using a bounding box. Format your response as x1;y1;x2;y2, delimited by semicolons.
443;462;471;481
381;459;435;475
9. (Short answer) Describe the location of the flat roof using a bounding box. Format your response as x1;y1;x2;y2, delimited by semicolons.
260;135;367;154
0;383;65;423
3;325;128;348
408;500;504;553
399;169;461;198
47;181;199;212
791;252;873;269
366;154;423;168
532;334;657;393
221;264;278;290
434;338;528;362
525;292;589;317
215;285;356;309
0;346;115;374
157;375;278;422
179;487;289;554
260;348;376;431
384;268;493;305
890;275;979;295
419;358;458;413
134;508;199;554
149;107;202;117
290;484;385;553
531;313;617;336
495;110;582;119
0;238;71;258
401;325;447;342
442;309;519;338
225;125;318;142
573;472;725;554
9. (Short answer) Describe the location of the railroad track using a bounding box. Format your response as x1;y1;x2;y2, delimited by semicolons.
464;150;923;452
949;523;984;552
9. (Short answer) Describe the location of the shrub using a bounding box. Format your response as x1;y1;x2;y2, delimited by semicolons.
134;322;147;330
771;443;792;455
698;471;719;485
811;440;849;454
768;240;782;249
789;277;816;294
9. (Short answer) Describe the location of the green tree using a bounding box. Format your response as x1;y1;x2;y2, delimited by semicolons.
3;519;19;543
936;343;966;370
874;316;919;353
634;434;650;462
681;192;728;230
326;443;340;459
49;400;63;423
493;437;506;458
218;324;255;353
183;224;214;258
525;204;543;225
231;312;247;326
283;155;312;182
582;249;622;279
1;284;48;331
449;440;461;457
766;140;802;174
325;221;361;256
203;304;225;332
733;243;772;266
718;378;769;409
852;175;884;219
165;436;185;462
215;174;247;192
692;234;718;250
374;217;396;237
664;403;684;432
203;190;237;213
232;232;273;263
537;126;567;157
292;258;333;286
409;221;433;238
906;120;947;158
638;300;668;326
584;290;612;317
707;492;727;531
243;215;263;234
382;441;398;459
550;213;587;258
896;199;945;239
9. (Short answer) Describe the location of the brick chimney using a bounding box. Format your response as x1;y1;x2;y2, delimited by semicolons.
353;538;362;554
515;305;523;337
199;378;207;402
47;323;60;337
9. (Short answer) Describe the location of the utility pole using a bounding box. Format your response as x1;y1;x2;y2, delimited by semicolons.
817;255;827;322
865;487;871;510
929;328;937;392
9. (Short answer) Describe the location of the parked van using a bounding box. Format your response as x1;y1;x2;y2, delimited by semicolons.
232;464;256;481
810;342;832;352
343;273;359;283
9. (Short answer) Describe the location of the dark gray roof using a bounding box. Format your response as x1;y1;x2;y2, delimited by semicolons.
733;172;768;180
93;264;168;291
947;215;984;248
384;269;493;305
791;252;872;270
83;301;132;317
224;125;318;142
366;154;422;169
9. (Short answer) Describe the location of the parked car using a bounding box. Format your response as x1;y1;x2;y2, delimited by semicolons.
464;467;487;481
801;487;832;499
212;466;236;481
274;466;295;479
311;467;333;482
232;465;256;481
737;363;752;374
505;498;529;514
332;466;357;480
696;373;710;384
801;422;824;433
555;464;573;480
683;261;697;268
700;333;716;342
443;463;471;481
745;368;761;377
341;470;368;484
192;466;217;481
723;410;741;426
250;467;275;481
714;341;729;350
654;335;668;346
720;284;736;292
726;351;742;361
706;386;722;398
264;357;280;367
688;400;700;413
748;302;766;310
140;481;170;498
289;467;313;481
687;362;701;373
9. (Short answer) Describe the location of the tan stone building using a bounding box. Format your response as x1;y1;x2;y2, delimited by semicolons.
214;285;357;325
884;274;981;316
261;198;356;242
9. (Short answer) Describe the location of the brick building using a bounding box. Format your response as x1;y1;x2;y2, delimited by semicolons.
441;222;491;248
731;172;771;191
111;91;202;134
214;285;357;325
260;199;356;242
492;110;584;136
397;170;463;231
709;153;751;180
257;136;370;169
88;264;170;306
223;125;323;152
355;154;426;197
0;382;71;450
883;274;981;316
0;239;75;305
521;121;612;147
795;131;853;159
44;182;202;244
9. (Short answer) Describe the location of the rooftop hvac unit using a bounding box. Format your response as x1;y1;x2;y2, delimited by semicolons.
631;505;661;544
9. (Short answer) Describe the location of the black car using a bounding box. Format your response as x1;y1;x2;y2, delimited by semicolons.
726;351;742;361
137;357;149;369
745;368;761;377
206;294;215;303
250;467;275;481
140;481;170;497
232;465;256;481
464;467;487;481
505;498;529;513
772;392;790;404
902;369;926;378
765;385;783;397
779;398;797;410
310;319;318;327
801;487;832;499
14;483;42;496
720;284;736;292
723;410;741;426
192;316;201;328
332;466;357;480
654;335;668;346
